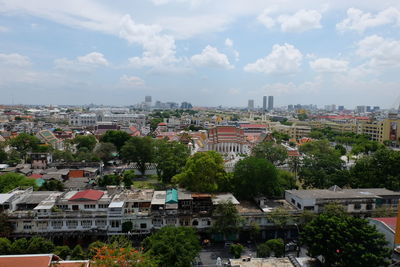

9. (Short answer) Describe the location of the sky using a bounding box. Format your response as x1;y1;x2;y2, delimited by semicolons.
1;0;400;108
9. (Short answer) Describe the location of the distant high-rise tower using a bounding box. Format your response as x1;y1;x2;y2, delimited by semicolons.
248;99;254;110
268;96;274;111
263;96;267;111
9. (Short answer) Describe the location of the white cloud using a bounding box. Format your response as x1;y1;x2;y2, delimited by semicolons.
0;53;31;67
224;38;240;61
191;45;233;69
120;75;145;87
257;9;322;33
225;38;233;47
244;43;302;74
0;26;9;32
309;58;349;72
356;35;400;68
77;52;108;65
277;9;322;33
54;52;108;71
337;7;400;32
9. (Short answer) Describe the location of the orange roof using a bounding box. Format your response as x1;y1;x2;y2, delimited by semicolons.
240;124;267;128
69;189;104;201
0;254;59;267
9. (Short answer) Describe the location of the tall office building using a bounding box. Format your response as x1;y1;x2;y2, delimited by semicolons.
145;96;152;109
263;96;267;111
248;99;254;110
268;96;274;111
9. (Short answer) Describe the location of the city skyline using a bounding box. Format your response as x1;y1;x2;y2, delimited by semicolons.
1;1;400;108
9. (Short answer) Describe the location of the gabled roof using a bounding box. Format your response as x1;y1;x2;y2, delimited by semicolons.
69;189;104;201
166;189;178;204
0;254;59;267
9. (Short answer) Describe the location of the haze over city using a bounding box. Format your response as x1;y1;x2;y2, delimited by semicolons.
1;0;400;108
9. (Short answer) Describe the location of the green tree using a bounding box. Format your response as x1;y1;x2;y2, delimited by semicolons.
6;150;21;166
121;137;154;175
52;150;74;162
26;236;54;254
232;157;282;199
212;201;243;239
53;245;71;259
300;213;390;267
39;180;64;191
73;135;97;151
172;151;227;192
0;238;11;255
334;144;346;156
153;140;190;184
256;242;271;258
265;239;284;257
11;238;29;254
98;174;121;187
348;148;400;190
122;221;133;233
229;243;244;259
299;141;348;188
87;241;106;258
100;130;131;151
8;133;40;158
70;244;85;260
94;142;116;163
252;141;288;166
0;173;37;193
142;226;201;267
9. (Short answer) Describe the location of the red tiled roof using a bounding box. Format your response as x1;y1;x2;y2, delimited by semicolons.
158;122;167;126
372;217;396;232
0;254;59;267
51;260;90;267
28;174;43;179
69;189;104;201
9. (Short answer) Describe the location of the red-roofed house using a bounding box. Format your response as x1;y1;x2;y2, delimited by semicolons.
69;189;104;201
207;126;247;154
28;174;43;179
0;254;59;267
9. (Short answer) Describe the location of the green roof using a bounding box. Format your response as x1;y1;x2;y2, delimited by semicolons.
35;178;45;187
165;189;178;204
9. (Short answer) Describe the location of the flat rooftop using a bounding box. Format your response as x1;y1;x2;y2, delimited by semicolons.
286;188;400;200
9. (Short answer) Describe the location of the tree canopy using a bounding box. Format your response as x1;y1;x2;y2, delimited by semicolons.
153;140;190;184
73;135;97;151
232;157;290;199
252;141;288;166
142;226;201;267
172;151;227;192
212;201;243;238
100;130;131;151
0;173;37;193
8;133;40;157
300;212;390;267
120;137;154;175
94;142;117;163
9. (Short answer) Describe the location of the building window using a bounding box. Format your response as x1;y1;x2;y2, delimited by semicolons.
84;204;96;209
354;203;361;210
110;220;120;228
297;203;302;209
192;220;198;226
366;204;373;210
140;223;147;229
291;198;295;204
98;204;108;209
95;220;106;227
81;220;92;228
66;220;78;229
166;218;176;225
51;221;63;229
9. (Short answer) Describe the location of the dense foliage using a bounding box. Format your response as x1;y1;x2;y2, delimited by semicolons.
142;226;201;267
300;212;390;266
251;141;288;166
0;173;37;193
100;130;131;151
172;151;227;192
121;137;154;175
153;140;190;184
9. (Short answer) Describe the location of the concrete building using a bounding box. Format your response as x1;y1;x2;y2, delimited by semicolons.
69;113;97;126
263;96;267;111
285;186;400;214
247;99;254;111
268;96;274;111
